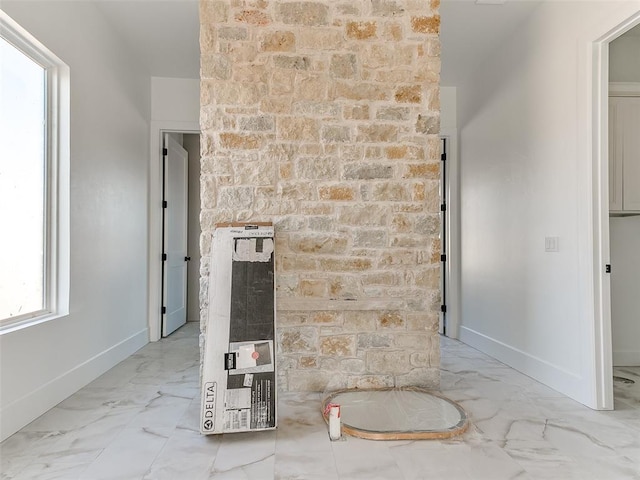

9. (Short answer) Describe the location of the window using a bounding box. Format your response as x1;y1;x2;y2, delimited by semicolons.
0;12;69;332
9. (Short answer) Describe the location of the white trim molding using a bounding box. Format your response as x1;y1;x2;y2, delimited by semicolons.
609;82;640;97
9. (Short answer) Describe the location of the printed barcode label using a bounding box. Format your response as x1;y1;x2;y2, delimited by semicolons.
240;410;249;428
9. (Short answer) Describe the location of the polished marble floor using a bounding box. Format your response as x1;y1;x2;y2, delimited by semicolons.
1;323;639;480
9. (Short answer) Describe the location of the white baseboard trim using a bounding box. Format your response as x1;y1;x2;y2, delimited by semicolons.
459;326;585;402
0;328;148;441
613;350;640;366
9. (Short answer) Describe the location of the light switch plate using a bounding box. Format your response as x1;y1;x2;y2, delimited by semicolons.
545;236;559;252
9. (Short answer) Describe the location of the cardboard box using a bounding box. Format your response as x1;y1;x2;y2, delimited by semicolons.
200;223;277;434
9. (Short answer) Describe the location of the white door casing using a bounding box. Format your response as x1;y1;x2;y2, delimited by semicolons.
162;133;188;337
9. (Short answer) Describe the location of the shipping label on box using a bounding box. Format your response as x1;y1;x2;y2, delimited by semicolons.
200;224;277;434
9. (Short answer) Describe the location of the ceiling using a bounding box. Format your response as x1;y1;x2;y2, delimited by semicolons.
93;0;544;85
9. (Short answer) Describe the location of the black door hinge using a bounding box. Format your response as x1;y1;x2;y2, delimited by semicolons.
441;152;447;161
441;305;447;313
163;200;168;208
162;148;168;156
441;254;447;262
162;253;167;261
440;204;447;212
606;264;612;273
162;306;166;314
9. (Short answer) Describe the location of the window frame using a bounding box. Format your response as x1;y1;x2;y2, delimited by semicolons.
0;11;70;334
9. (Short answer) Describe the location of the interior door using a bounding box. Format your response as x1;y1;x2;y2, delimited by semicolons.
439;137;447;335
162;133;189;337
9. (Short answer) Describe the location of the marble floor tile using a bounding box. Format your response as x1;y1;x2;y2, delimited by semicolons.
2;322;640;480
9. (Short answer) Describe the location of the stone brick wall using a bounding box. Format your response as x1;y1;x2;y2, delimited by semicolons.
200;0;441;391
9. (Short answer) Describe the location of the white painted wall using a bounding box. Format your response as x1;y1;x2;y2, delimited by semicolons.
148;77;199;341
457;1;640;408
0;2;150;440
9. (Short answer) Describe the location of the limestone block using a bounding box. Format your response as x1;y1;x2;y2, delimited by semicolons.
394;333;430;350
276;274;299;297
411;15;440;35
377;106;410;121
299;356;318;368
371;182;411;202
362;272;400;287
217;186;254;209
260;96;292;114
278;117;320;142
296;157;338;180
212;83;263;106
353;229;387;248
366;350;411;375
319;257;372;273
218;26;248;40
340;358;366;374
382;22;403;41
403;163;439;179
348;375;394;389
357;333;393;349
235;9;271;26
293;101;340;118
333;82;388;101
320;335;356;357
377;311;405;329
346;21;377;40
233;161;275;186
294;73;329;101
343;311;377;333
260;31;296;52
201;54;231;80
330;54;357;79
233;64;269;83
289;234;348;255
274;55;310;70
279;182;314;201
338;204;390;226
372;0;405;16
200;1;229;24
278;327;318;354
219;133;262;150
356;124;398;143
414;214;440;236
273;215;306;232
276;2;329;26
415;114;440;135
306;216;333;232
318;185;355;201
200;175;217;209
239;115;275;132
297;28;343;50
395;85;421;103
300;279;328;297
336;4;360;16
343;105;370;120
343;163;393;180
328;275;361;299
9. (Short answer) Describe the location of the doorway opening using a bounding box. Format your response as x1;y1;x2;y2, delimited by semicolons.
592;11;640;409
160;131;201;337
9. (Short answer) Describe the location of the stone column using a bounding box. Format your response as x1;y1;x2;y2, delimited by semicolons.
200;0;441;391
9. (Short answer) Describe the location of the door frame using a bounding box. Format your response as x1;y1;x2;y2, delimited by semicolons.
148;121;199;342
589;10;640;409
